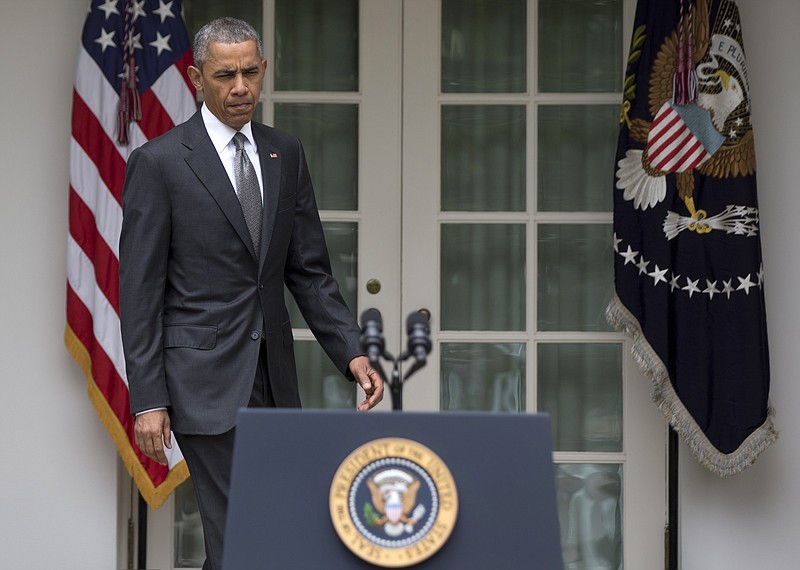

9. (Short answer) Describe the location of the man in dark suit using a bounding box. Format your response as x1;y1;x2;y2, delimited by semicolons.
119;17;383;570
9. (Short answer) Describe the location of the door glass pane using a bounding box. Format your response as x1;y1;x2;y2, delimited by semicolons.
182;0;262;42
538;343;622;452
174;479;204;568
441;105;526;212
441;0;526;93
537;224;613;332
285;222;358;329
538;105;618;212
538;0;622;93
441;343;525;411
274;0;358;92
555;464;623;570
441;223;526;331
274;103;358;210
295;341;357;408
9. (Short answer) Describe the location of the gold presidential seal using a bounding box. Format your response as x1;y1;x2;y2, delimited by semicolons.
329;437;458;567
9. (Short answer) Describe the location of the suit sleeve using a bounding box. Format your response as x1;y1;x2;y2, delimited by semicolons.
119;145;172;415
282;139;363;375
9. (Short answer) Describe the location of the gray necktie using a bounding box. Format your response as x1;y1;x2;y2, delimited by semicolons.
232;132;262;256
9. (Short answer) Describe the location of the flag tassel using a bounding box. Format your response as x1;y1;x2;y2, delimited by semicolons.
117;0;142;145
673;0;698;105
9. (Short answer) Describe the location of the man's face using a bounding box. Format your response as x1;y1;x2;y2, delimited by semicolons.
188;40;267;130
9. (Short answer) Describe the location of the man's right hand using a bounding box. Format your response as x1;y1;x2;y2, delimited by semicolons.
134;409;172;465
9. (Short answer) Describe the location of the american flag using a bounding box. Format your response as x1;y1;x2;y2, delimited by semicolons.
66;0;196;508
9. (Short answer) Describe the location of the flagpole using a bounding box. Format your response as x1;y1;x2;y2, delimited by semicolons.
667;428;679;570
138;492;148;569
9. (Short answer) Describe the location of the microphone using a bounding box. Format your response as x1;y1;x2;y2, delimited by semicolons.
360;308;385;364
406;311;432;364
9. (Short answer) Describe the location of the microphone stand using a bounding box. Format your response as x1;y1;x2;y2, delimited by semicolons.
361;310;431;411
387;348;404;412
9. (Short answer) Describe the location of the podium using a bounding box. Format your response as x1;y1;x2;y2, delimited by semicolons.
223;409;563;569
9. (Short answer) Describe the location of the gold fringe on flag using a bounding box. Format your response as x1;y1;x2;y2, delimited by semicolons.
64;325;189;509
606;293;778;476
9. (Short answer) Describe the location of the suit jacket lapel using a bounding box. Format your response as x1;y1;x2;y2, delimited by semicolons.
253;123;281;268
182;112;258;261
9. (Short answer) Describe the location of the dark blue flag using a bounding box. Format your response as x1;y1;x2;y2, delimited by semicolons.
606;0;777;475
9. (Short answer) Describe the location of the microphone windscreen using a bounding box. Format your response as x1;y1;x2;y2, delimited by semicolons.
361;308;383;327
406;311;428;333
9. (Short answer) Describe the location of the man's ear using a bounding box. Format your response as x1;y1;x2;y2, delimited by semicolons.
187;66;203;91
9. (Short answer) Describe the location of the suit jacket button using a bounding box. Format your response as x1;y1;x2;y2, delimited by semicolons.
250;331;260;340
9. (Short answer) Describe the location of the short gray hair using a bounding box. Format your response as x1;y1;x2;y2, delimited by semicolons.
193;17;264;68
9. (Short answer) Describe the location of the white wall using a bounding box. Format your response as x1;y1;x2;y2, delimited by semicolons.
679;0;800;568
0;1;797;569
0;1;118;569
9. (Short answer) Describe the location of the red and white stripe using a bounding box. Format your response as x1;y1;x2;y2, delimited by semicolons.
647;102;712;173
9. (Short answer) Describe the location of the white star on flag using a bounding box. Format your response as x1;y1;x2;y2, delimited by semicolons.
125;31;142;51
129;0;147;22
95;28;116;52
737;274;756;295
97;0;120;20
620;245;639;265
722;279;735;299
154;0;175;23
703;280;720;300
682;277;700;298
150;31;172;55
613;233;622;252
648;265;668;285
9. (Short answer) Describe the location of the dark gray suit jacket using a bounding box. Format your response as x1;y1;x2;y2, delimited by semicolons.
119;111;362;435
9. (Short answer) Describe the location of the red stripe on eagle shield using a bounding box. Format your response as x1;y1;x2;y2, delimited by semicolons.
647;101;712;173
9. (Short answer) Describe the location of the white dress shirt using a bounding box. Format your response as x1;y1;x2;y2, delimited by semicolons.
201;103;265;201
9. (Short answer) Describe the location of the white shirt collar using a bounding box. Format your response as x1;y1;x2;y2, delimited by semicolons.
200;103;257;153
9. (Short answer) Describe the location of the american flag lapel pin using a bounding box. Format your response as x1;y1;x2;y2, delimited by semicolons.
270;152;279;158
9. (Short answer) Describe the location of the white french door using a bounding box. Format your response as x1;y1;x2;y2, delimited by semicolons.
128;2;667;569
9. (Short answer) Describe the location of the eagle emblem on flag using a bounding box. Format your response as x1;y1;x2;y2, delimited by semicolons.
616;0;758;240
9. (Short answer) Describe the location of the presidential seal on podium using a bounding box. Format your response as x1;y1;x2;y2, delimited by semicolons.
329;437;459;567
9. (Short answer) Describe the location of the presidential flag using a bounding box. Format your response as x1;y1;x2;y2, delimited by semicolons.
606;0;777;475
66;0;196;508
